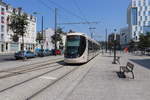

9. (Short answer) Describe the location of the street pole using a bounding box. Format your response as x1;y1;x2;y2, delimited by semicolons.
41;16;44;50
54;8;57;55
112;29;117;64
105;28;108;53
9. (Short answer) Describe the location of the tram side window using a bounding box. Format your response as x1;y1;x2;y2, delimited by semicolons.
88;40;92;51
79;36;86;56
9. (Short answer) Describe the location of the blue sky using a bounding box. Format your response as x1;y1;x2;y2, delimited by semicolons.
3;0;130;40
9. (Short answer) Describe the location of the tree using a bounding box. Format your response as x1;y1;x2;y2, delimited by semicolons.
51;27;65;50
138;32;150;50
36;32;43;44
68;29;75;33
9;13;28;50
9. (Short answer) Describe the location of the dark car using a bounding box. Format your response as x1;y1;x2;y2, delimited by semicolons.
43;49;52;56
146;48;150;52
14;50;36;59
35;49;45;57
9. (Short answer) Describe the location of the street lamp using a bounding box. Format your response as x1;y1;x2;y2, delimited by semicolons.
112;29;117;64
33;12;44;50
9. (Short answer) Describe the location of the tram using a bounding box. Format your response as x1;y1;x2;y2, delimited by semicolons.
64;32;100;64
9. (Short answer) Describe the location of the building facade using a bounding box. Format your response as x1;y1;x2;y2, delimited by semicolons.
120;27;130;48
0;0;36;53
0;1;7;52
120;0;150;47
37;28;66;50
127;0;150;41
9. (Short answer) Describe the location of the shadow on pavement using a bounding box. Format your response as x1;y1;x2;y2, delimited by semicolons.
0;58;16;62
57;60;84;66
116;71;126;78
130;59;150;69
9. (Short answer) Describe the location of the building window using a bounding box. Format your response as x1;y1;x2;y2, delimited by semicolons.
132;8;138;25
1;44;4;52
138;1;141;6
136;36;138;40
1;16;4;23
134;32;136;36
139;12;141;16
143;11;146;16
1;25;4;32
6;43;8;50
1;8;5;15
144;21;146;25
148;11;150;16
145;16;148;20
140;27;143;30
135;26;137;30
1;34;4;40
139;21;140;25
145;6;148;11
140;16;142;20
133;1;136;6
148;21;150;26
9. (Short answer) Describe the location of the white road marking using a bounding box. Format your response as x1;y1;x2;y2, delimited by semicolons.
39;76;57;80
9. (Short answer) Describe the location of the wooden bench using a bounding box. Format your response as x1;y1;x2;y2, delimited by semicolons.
120;62;135;79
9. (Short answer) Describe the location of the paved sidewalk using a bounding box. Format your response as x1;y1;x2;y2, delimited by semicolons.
65;53;150;100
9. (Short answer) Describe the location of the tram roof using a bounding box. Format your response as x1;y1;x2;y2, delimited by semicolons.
67;32;100;45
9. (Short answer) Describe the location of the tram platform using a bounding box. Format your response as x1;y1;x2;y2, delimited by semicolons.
64;53;150;100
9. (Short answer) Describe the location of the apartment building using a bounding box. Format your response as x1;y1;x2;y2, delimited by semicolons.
37;28;66;50
120;0;150;47
0;1;36;53
0;1;7;52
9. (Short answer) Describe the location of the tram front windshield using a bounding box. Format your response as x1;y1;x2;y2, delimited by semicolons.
65;35;86;58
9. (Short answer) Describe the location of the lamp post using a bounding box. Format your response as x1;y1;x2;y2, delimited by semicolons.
33;12;44;51
112;29;117;64
41;16;44;50
54;8;57;56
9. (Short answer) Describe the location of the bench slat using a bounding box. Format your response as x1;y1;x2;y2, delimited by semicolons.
120;62;135;79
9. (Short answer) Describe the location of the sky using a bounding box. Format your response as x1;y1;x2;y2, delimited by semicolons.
3;0;130;41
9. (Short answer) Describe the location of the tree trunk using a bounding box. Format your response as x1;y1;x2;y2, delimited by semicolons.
21;35;24;51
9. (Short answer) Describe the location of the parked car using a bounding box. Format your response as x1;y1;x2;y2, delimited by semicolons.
50;49;61;55
43;49;52;56
55;49;61;55
146;48;150;52
14;50;36;59
50;49;55;55
35;49;44;57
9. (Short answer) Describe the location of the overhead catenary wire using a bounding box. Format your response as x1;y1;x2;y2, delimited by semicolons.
46;0;91;22
36;0;99;36
72;0;91;26
36;0;54;12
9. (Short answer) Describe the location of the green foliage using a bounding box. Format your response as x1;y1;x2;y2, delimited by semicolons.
36;32;43;43
9;13;28;42
11;34;19;42
138;32;150;50
9;13;28;50
51;33;62;44
68;29;75;33
51;27;65;46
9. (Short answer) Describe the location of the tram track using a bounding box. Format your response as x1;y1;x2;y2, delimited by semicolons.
0;58;63;79
0;64;64;93
25;65;80;100
0;57;63;73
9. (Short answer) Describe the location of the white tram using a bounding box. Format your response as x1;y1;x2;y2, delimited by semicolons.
64;32;100;64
